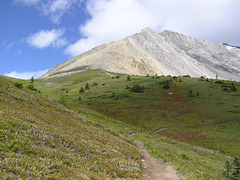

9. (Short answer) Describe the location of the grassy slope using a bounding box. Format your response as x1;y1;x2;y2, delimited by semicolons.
0;76;141;179
33;70;240;179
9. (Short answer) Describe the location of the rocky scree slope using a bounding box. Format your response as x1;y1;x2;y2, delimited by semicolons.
42;28;240;81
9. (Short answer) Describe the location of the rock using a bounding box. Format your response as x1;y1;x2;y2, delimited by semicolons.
41;28;240;81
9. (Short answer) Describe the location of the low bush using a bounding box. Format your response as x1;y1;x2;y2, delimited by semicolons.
130;84;144;93
14;82;23;89
79;87;84;93
26;84;37;91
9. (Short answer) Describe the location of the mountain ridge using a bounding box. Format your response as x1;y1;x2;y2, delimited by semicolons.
42;28;240;81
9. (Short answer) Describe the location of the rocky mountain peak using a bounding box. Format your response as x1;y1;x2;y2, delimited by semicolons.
42;28;240;81
141;27;156;33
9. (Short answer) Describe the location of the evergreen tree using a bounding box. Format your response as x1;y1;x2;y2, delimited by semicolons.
231;82;237;92
111;92;115;98
79;87;84;93
232;157;240;179
196;91;200;96
85;83;89;89
224;160;232;178
188;90;193;97
30;76;34;84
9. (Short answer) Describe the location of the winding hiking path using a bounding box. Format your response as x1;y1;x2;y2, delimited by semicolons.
127;131;180;180
135;141;181;180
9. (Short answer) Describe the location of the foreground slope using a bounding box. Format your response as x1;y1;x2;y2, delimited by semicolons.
36;70;240;179
42;28;240;81
0;76;141;179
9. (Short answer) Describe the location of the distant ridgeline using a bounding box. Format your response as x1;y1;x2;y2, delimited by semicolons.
223;43;240;49
41;28;240;81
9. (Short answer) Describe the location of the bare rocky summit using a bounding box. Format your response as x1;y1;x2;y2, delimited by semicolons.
42;28;240;81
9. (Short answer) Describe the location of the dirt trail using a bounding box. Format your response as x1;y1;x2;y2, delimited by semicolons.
135;141;181;180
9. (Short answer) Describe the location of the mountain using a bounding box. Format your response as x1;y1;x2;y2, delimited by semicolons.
42;28;240;81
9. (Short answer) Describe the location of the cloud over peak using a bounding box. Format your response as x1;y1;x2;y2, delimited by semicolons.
64;0;240;57
26;29;67;49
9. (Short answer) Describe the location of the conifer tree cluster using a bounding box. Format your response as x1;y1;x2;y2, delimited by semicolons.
224;157;240;179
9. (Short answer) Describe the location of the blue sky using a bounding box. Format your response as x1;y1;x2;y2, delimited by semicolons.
1;0;240;79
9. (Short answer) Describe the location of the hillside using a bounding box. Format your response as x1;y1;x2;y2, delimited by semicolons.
35;70;240;179
0;76;141;179
42;28;240;81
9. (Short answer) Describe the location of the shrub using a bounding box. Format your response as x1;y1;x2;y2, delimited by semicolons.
183;75;191;77
14;82;23;89
130;84;144;93
221;83;231;88
111;92;115;98
215;80;223;84
223;161;232;178
158;80;169;85
125;85;130;89
188;90;193;97
127;75;131;81
85;83;89;89
231;83;237;92
196;91;200;96
159;80;170;89
222;87;229;92
92;82;98;86
163;84;170;89
26;84;37;91
223;157;240;179
232;157;240;179
79;87;84;93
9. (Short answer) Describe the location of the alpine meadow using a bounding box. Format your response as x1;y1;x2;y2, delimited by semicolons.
1;29;240;179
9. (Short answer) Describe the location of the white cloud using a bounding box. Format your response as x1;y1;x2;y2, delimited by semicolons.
14;0;82;23
41;0;79;23
14;0;40;6
6;41;16;51
65;0;240;57
26;29;67;49
4;69;49;80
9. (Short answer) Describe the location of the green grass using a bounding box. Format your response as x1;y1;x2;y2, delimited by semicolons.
5;70;240;179
35;71;240;156
0;76;141;179
134;133;231;179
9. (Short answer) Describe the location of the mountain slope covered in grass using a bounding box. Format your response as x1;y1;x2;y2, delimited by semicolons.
0;76;141;179
34;70;240;179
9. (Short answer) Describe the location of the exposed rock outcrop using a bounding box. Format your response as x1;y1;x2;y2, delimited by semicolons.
41;28;240;81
